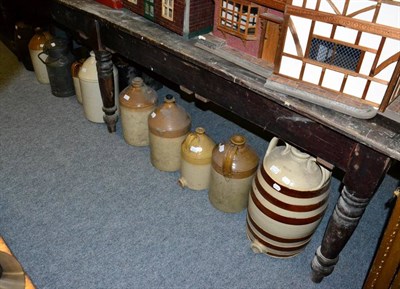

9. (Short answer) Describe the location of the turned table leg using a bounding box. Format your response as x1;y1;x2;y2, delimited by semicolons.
95;50;118;133
311;144;391;283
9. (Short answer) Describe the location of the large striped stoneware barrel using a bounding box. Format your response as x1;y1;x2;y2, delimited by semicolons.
247;137;331;258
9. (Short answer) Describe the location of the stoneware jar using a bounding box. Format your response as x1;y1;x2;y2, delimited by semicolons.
71;59;85;104
246;137;332;258
208;134;259;213
79;51;119;123
28;27;52;84
148;94;191;172
119;77;157;146
179;127;216;190
40;38;75;97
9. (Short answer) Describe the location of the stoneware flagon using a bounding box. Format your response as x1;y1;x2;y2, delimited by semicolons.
148;94;191;172
28;27;52;84
208;134;259;213
119;77;157;146
78;51;119;123
246;137;332;258
179;127;216;190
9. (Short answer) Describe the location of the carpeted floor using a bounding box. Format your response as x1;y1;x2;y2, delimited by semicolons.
0;40;399;289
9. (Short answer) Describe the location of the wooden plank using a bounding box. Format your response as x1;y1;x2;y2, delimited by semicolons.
266;74;378;118
0;237;36;289
363;188;400;289
252;0;287;11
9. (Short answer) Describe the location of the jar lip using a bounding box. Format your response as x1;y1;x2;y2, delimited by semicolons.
195;127;205;134
230;135;246;146
164;94;175;102
132;77;144;87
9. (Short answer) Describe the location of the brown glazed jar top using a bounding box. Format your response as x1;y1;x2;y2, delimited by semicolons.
119;77;157;109
181;127;216;164
28;27;52;50
212;134;259;179
148;94;191;138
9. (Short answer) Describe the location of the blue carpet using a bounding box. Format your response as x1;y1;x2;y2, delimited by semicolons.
0;40;398;289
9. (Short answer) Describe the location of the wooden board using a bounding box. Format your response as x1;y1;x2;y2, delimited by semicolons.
265;74;378;119
0;237;35;289
363;188;400;288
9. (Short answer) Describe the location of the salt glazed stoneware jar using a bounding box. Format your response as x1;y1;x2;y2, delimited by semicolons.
208;134;259;213
119;77;157;146
28;27;52;84
179;127;216;190
148;94;191;172
78;51;119;123
247;137;332;258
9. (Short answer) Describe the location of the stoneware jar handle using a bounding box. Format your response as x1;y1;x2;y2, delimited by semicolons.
183;132;198;151
37;51;47;64
307;157;331;189
265;137;279;157
184;132;200;151
222;144;238;177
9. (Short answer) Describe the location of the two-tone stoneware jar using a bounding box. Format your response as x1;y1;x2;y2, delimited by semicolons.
119;77;157;146
28;27;52;84
208;134;259;213
148;94;191;172
179;127;215;190
78;51;119;123
247;137;332;258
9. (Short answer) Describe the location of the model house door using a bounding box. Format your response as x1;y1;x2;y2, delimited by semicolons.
144;0;155;21
259;13;283;67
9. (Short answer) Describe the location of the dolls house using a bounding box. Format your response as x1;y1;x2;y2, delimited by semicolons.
211;0;400;118
272;0;400;114
211;0;286;66
122;0;214;39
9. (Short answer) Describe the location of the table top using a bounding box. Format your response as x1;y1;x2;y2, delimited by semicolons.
52;0;400;162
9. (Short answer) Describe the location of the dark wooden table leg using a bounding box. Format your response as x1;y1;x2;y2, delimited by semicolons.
95;50;118;133
311;144;391;283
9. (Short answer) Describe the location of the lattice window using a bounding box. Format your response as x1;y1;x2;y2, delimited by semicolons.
309;38;362;72
162;0;174;21
219;0;259;40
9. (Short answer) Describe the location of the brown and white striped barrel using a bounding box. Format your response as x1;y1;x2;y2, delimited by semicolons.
247;163;330;258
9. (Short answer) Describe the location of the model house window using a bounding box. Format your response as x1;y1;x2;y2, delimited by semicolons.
219;0;259;40
162;0;174;21
144;0;154;19
309;38;362;72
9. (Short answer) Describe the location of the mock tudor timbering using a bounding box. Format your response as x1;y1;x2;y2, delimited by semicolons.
211;0;399;112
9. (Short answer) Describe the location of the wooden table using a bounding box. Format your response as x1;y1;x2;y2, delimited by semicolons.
49;0;400;283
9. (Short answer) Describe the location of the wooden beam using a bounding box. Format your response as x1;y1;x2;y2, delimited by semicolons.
286;5;400;40
252;0;287;11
